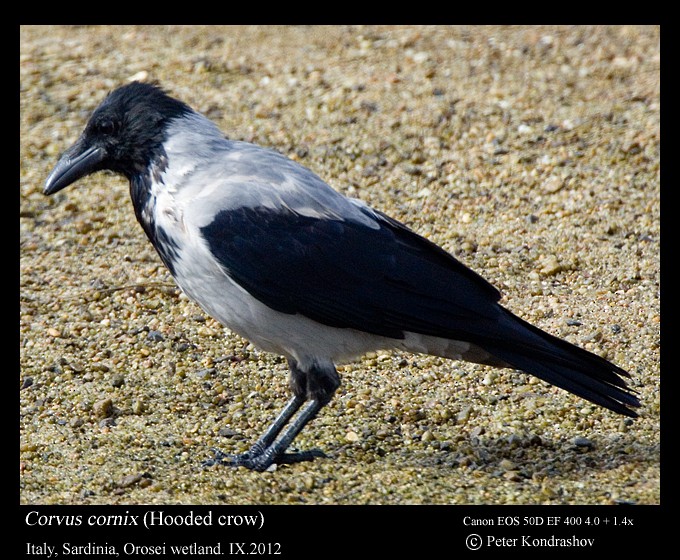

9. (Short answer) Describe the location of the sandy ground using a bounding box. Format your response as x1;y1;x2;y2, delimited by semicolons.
20;25;659;505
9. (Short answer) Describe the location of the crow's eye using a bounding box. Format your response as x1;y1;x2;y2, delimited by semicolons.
96;117;118;135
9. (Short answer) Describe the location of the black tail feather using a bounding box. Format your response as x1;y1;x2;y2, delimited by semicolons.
485;310;641;417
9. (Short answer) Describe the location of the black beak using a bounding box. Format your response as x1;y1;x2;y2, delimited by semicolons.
44;138;106;196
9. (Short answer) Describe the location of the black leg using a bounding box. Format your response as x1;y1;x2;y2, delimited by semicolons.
205;398;327;471
205;359;340;471
246;395;305;455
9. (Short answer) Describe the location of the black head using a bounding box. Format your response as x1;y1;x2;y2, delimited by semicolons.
44;82;191;195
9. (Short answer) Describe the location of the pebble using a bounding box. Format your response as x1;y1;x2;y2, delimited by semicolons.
132;398;145;414
111;374;125;387
457;407;472;423
482;372;498;386
506;434;523;447
517;124;534;135
93;398;113;419
218;427;240;438
99;418;116;428
127;70;149;82
538;254;562;276
499;459;516;471
572;436;595;449
503;471;522;482
118;473;143;488
147;330;164;342
345;431;360;443
543;176;564;194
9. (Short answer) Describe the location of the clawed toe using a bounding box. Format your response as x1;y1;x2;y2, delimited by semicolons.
203;446;327;471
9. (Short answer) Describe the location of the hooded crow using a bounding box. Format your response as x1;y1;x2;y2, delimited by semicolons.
44;82;640;471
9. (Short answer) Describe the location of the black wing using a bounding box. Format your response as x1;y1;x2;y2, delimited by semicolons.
201;205;503;340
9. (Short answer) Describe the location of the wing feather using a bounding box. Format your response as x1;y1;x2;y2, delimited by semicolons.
200;204;502;340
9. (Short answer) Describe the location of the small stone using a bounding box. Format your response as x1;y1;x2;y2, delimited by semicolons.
67;361;84;373
506;434;523;447
99;417;116;428
218;427;241;438
144;299;161;310
572;436;594;449
503;471;522;482
118;473;143;488
470;426;485;438
303;475;315;490
411;51;430;64
93;398;113;419
539;34;555;47
127;70;149;82
132;398;145;415
541;483;557;498
539;254;562;275
482;372;497;386
197;326;217;337
457;406;471;423
561;118;576;130
74;220;93;234
499;459;516;471
543;176;564;193
147;330;164;342
111;374;125;387
345;431;360;443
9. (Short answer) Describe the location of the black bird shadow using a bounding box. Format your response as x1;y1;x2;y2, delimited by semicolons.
370;428;658;494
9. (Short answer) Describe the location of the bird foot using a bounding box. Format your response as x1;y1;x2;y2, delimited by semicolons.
203;446;327;472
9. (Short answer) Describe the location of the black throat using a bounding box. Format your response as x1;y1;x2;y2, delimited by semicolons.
129;165;180;276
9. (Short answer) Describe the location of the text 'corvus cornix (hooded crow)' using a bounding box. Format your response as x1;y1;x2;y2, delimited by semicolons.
44;82;640;471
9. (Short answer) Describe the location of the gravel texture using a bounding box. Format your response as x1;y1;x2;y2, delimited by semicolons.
20;25;660;505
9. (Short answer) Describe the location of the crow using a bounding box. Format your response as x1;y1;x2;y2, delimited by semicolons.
44;82;640;471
